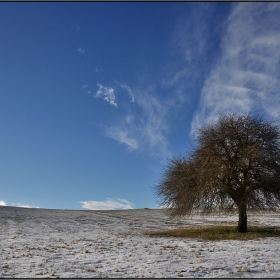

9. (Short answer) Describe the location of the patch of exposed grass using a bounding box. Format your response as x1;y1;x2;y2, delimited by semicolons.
144;226;280;241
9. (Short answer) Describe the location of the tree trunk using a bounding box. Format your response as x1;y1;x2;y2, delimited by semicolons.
237;204;247;232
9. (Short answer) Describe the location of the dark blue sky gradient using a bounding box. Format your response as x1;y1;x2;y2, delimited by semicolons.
1;2;279;210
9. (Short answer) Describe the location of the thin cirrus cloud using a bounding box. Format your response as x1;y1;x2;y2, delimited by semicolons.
95;68;102;73
108;6;215;156
105;84;171;157
169;2;219;108
80;198;134;210
84;6;216;158
77;47;86;55
106;126;139;151
82;81;169;156
191;2;280;134
82;81;172;156
173;2;215;63
94;83;118;107
105;4;215;157
118;82;135;103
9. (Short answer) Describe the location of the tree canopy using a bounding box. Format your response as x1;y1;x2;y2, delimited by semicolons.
155;113;280;232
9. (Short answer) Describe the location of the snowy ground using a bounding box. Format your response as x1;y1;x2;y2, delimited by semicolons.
0;206;280;278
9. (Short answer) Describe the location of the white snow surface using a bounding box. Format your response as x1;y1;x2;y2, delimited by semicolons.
0;206;280;278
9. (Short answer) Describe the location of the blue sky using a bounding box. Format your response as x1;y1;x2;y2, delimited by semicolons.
1;2;280;210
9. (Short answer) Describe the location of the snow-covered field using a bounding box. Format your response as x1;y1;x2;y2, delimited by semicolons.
0;206;280;278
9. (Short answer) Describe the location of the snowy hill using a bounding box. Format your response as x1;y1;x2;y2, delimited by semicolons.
1;206;280;278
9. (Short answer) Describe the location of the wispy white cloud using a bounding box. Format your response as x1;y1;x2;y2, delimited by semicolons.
89;5;229;158
12;203;39;208
80;198;134;210
82;84;88;89
106;126;139;151
0;200;6;206
88;5;219;158
85;81;172;156
135;88;170;151
192;2;280;134
119;83;135;102
77;47;86;55
0;200;39;208
94;84;117;107
95;68;102;73
104;84;171;157
160;3;220;113
173;3;215;63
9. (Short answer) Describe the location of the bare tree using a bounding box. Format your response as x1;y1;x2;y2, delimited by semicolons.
155;113;280;232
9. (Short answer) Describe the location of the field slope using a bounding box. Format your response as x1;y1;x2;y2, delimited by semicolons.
0;206;280;278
